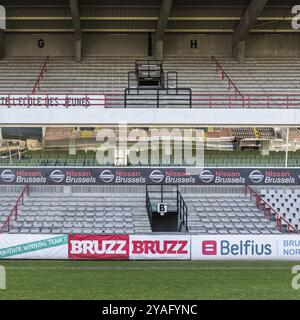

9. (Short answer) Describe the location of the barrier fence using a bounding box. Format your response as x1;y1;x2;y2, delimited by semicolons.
245;185;298;234
0;184;29;233
0;92;300;109
1;233;300;260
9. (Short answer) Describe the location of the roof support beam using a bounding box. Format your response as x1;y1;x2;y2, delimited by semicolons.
69;0;82;63
232;0;268;63
155;0;172;60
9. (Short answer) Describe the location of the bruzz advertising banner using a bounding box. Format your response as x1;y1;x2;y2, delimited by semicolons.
1;234;300;260
0;167;299;185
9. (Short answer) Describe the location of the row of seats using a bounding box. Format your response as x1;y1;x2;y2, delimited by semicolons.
0;186;290;235
1;55;300;95
183;193;280;234
6;192;151;234
1;150;300;167
261;188;300;229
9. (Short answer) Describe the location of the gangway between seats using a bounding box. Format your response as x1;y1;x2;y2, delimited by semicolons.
146;184;188;232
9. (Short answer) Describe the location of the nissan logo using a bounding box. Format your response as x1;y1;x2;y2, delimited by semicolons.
50;170;65;183
99;170;115;183
149;170;164;183
199;170;214;183
249;170;264;184
1;170;15;183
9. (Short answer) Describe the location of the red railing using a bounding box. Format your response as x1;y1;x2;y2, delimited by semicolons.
31;56;50;95
191;93;300;109
0;92;300;109
245;185;298;234
211;56;244;99
0;185;30;233
106;93;300;109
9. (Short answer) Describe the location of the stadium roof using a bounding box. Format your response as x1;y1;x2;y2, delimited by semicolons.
1;0;299;34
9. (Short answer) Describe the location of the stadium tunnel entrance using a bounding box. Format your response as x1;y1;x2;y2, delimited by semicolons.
146;184;188;233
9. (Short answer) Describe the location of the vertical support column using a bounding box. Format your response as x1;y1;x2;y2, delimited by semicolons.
69;0;82;63
75;39;82;63
233;41;245;64
155;0;173;61
285;127;289;168
0;29;5;60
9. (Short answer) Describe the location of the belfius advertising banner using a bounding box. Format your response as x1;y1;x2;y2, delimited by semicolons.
191;235;300;260
0;167;299;185
0;234;68;259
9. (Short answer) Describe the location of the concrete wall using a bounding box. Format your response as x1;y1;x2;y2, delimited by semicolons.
164;34;232;56
4;33;300;58
5;34;74;56
83;34;148;56
246;34;300;57
5;33;148;57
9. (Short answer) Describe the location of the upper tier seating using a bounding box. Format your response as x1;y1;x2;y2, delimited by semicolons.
2;149;300;167
1;55;300;95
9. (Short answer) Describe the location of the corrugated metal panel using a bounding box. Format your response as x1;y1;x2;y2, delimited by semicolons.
168;20;237;30
261;6;294;17
82;20;156;29
81;7;159;18
253;20;295;30
81;0;160;5
7;19;72;29
171;7;244;18
173;0;250;5
2;0;69;5
6;7;71;18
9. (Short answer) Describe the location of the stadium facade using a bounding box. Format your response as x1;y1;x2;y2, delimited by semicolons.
0;0;300;261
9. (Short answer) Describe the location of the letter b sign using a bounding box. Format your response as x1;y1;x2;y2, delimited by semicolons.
158;203;167;215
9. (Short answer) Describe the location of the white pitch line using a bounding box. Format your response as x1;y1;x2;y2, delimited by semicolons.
1;266;293;271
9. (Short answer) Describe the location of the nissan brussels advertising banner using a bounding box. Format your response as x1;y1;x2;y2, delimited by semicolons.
0;167;299;185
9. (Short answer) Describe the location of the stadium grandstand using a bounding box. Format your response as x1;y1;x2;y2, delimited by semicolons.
0;0;300;252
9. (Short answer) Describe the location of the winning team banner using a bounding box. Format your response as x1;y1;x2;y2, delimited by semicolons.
0;234;68;259
0;167;299;185
1;234;300;260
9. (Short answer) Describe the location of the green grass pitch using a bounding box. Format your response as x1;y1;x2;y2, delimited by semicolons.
0;260;300;300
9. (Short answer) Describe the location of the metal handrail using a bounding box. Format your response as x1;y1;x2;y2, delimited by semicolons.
211;56;244;99
32;56;50;94
0;185;30;233
245;185;298;234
